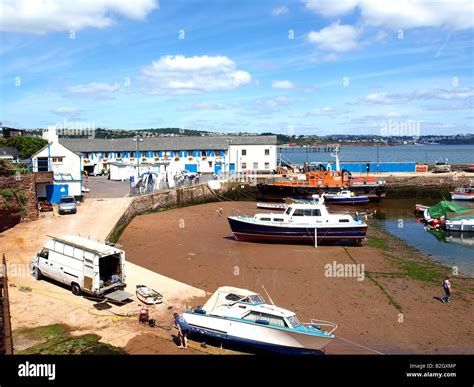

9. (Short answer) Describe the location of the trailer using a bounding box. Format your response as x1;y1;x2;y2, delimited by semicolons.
29;235;132;302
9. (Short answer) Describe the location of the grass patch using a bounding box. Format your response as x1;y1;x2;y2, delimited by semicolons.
14;324;125;355
366;236;390;251
403;261;444;282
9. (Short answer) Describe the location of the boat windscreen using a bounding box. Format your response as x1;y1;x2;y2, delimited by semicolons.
287;315;302;328
242;294;265;304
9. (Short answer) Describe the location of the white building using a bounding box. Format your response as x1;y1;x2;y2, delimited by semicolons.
31;128;83;202
58;135;277;178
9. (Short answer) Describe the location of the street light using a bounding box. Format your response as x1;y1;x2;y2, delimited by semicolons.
133;133;144;179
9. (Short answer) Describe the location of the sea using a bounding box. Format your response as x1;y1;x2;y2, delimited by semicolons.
279;144;474;165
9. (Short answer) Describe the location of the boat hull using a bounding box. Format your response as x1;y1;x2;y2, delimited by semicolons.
228;217;367;244
445;221;474;232
451;194;474;201
257;183;385;202
183;312;333;354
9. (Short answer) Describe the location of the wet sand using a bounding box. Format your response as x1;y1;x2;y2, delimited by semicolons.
120;201;474;354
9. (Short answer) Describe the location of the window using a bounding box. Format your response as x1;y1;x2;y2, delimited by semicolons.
243;311;287;327
285;207;292;215
201;151;207;157
84;153;89;159
241;149;247;156
260;218;271;221
131;152;137;158
293;209;321;216
154;151;159;157
287;315;302;328
52;157;64;163
38;248;49;259
265;162;270;169
265;149;270;156
339;219;350;223
241;162;247;169
104;152;109;158
208;161;213;168
215;150;221;157
273;218;284;222
253;162;258;169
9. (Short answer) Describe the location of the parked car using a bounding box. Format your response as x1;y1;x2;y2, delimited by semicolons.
58;195;77;214
433;159;451;173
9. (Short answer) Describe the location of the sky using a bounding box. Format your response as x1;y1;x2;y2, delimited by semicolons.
0;0;473;136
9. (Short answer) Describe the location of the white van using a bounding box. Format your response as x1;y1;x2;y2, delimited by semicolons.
29;235;131;301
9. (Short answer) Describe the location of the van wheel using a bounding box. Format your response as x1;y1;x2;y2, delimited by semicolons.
33;267;42;280
71;283;82;296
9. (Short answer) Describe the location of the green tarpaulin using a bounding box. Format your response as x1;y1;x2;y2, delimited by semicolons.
427;201;470;219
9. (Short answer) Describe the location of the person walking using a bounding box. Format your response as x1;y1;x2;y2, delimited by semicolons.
173;312;190;349
441;276;453;303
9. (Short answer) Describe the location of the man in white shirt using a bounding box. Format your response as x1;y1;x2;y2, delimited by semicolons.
441;276;452;303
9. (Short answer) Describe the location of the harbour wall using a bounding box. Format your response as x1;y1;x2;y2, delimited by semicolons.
107;181;254;243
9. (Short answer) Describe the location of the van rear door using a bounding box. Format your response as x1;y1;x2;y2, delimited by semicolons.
83;251;96;293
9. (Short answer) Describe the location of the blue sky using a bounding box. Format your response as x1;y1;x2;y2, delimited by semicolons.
1;0;473;135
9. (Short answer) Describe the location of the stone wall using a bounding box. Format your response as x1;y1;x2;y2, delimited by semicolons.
0;174;38;231
107;182;227;243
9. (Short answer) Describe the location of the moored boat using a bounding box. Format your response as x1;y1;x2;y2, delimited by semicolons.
451;183;474;201
257;148;385;202
136;284;163;305
228;198;367;245
183;286;337;354
322;190;369;204
256;202;287;210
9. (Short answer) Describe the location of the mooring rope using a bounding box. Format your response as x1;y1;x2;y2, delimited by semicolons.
335;335;384;355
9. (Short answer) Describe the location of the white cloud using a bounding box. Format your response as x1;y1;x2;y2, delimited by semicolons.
306;107;350;116
272;6;289;16
252;97;299;112
65;82;120;99
303;0;474;30
361;88;474;104
0;0;158;33
140;55;252;94
51;107;82;117
304;0;359;17
272;80;295;89
177;103;228;111
308;22;360;52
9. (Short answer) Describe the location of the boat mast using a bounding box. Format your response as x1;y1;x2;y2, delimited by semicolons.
261;285;275;305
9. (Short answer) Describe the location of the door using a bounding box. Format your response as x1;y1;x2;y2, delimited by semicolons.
214;164;222;175
229;163;235;173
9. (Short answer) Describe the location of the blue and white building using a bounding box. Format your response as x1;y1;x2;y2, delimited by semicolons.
59;135;278;178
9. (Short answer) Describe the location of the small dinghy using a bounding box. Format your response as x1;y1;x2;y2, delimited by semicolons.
136;285;163;305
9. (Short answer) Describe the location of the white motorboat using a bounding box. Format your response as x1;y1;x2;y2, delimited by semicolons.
445;216;474;232
256;202;287;210
136;285;163;305
451;183;474;201
183;286;337;354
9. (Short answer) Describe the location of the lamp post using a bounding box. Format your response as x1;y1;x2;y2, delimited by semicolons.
133;133;143;179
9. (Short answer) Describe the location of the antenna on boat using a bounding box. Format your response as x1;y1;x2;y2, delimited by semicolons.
331;146;341;171
262;285;275;305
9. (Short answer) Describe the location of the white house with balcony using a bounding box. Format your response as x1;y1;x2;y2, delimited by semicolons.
58;135;277;179
31;128;83;202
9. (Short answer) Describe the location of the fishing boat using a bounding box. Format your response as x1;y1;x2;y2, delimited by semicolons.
136;285;163;305
422;201;473;229
183;286;337;354
451;183;474;201
257;148;385;202
414;204;430;216
228;197;367;245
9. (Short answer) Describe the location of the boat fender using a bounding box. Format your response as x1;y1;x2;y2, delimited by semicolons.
255;319;270;325
195;308;207;314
